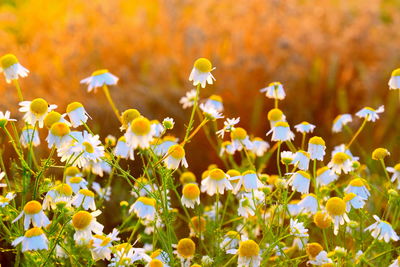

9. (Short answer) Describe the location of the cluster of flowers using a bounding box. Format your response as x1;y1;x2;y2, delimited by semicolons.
0;53;400;266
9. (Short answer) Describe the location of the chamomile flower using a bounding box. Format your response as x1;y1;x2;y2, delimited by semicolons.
308;136;326;161
332;114;352;133
130;197;156;220
152;136;178;156
163;144;188;170
0;54;29;83
250;137;270;156
219;141;235;156
356;105;384;122
162;117;175;130
389;256;400;267
151;120;165;137
233;170;263;192
221;231;240;253
175;238;196;267
201;168;233;196
291;150;310;171
344;193;366;212
90;229;120;261
344;178;370;200
189;216;206;237
44;111;71;129
12;227;48;252
199;103;223;120
46;122;72;149
0;192;16;207
0;110;16;128
313;211;332;229
180;89;197;109
71;189;96;210
114;136;135;160
237;240;261;267
181;183;200;208
216;117;240;138
365;215;399;242
281;151;294;165
0;170;5;188
260;82;285;100
287;171;311;194
125;117;154;149
86;159;111;177
230;127;253;151
67;176;88;193
120;108;141;131
204;94;224;112
267;108;286;128
298;194;318;214
13;200;51;230
72;210;104;245
19;125;41;148
19;98;57;128
290;219;309;238
189;58;215;88
389;68;400;90
387;163;400;189
42;183;73;210
66;102;90;127
268;121;294;142
316;167;338;186
327;152;353;174
326;197;350;235
307;250;333;266
294;122;316;133
238;194;257;218
80;69;118;92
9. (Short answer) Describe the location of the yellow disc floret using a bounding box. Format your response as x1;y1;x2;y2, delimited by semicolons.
343;193;357;202
391;68;400;77
79;189;95;197
130;117;151;136
231;127;247;140
82;141;94;153
372;148;390;160
190;216;206;233
149;259;163;267
238;240;260;257
44;111;62;128
137;196;156;207
66;102;83;113
326;197;346;216
183;184;200;200
92;69;108;76
194;58;212;73
332;152;350;165
65;166;80;177
72;211;92;230
268;108;283;121
24;227;44;238
69;176;83;184
57;184;73;196
209;94;222;102
121;109;141;127
209;168;226;181
180;171;196;184
349;178;366;187
313;211;332;229
168;144;185;159
297;171;311;180
177;238;196;258
306;242;323;258
309;136;325;146
24;201;42;215
30;98;48;115
50;122;70;137
0;54;18;69
275;121;289;128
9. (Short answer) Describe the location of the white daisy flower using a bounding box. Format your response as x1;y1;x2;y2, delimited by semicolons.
326;197;350;235
125;117;154;149
268;121;294;142
163;144;188;170
66;176;88;193
267;108;286;128
298;194;318;214
179;89;197;109
0;191;16;207
42;183;73;210
90;228;120;261
221;231;240;252
66;102;90;127
201;168;233;196
12;200;51;230
365;215;399;243
71;189;96;210
308;136;326;161
0;110;16;128
220;141;236;156
46;122;72;149
12;227;48;252
162;117;175;130
387;164;400;189
19;98;57;128
0;54;29;83
250;137;270;157
344;178;370;200
327;152;353;174
260;81;285;100
291;150;310;171
0;170;6;188
129;197;156;220
356;105;384;122
332;114;352;133
151;120;165;137
216;117;240;138
204;94;224;112
44;111;71;129
114;136;135;160
233;170;263;192
199;103;224;120
72;210;104;245
307;250;332;265
181;183;200;209
230;127;253;152
80;69;118;92
237;240;261;267
316;167;338;186
344;193;366;212
189;58;215;88
109;246;152;266
280;151;294;165
287;171;311;194
389;256;400;267
174;238;196;267
238;191;264;218
287;200;301;216
388;68;400;90
152;136;178;156
290;219;309;238
294;121;316;134
20;125;40;148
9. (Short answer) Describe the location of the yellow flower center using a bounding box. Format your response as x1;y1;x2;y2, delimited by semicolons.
392;68;400;77
182;184;200;199
209;94;222;102
226;230;240;239
65;166;80;177
349;178;366;187
306;243;323;258
177;238;196;258
343;193;357;202
267;108;284;121
24;227;44;238
309;136;325;146
242;170;256;176
168;144;185;159
30;98;48;115
44;111;62;128
364;107;375;111
130;117;151;136
120;201;129;207
1;54;18;69
113;243;132;253
56;184;73;196
193;58;212;73
50;122;70;137
96;235;112;246
69;176;83;184
326;197;346;216
190;216;206;232
66;102;83;113
137;196;156;207
297;171;311;180
72;211;92;229
313;211;331;229
372;148;389;160
332;152;350;165
121;109;141;127
150;249;162;258
149;259;163;267
82;141;94;153
227;169;240;177
231;127;247;140
394;163;400;172
92;69;108;76
180;171;196;184
316;167;329;177
275;121;289;128
79;189;95;197
209;168;226;181
23;200;42;215
238;240;260;257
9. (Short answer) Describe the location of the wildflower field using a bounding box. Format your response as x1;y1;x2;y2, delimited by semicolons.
2;1;400;266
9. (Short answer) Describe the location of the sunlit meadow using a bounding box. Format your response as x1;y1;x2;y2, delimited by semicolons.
1;1;400;267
